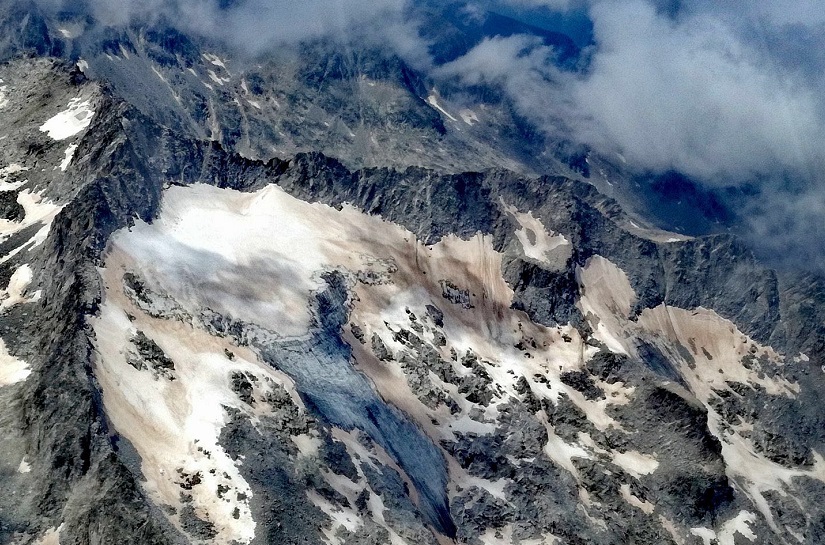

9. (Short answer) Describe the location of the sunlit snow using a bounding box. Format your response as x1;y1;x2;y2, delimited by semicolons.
0;338;30;386
39;98;94;140
60;143;78;171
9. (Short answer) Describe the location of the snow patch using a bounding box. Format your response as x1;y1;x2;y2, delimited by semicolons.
0;338;30;386
577;256;636;355
311;488;363;544
718;511;757;545
619;483;654;514
293;433;322;458
503;201;571;270
690;527;716;545
0;85;7;109
691;511;756;545
202;53;228;70
572;254;814;531
0;190;64;260
636;306;794;401
0;163;27;191
1;264;38;310
39;98;94;140
32;525;62;545
91;273;275;544
208;70;231;86
611;450;659;478
459;108;479;125
60;144;78;172
543;428;590;479
17;457;31;473
427;94;457;122
659;516;686;545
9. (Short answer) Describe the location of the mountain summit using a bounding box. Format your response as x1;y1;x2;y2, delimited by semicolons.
0;3;824;545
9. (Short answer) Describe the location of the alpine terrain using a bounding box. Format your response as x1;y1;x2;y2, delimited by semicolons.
0;2;824;545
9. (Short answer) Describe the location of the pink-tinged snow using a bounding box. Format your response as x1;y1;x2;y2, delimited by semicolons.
96;183;622;543
93;182;808;544
576;253;825;535
30;525;62;545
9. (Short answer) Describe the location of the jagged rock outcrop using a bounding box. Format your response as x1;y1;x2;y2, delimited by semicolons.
0;7;824;545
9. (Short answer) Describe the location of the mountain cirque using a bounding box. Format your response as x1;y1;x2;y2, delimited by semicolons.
0;7;823;545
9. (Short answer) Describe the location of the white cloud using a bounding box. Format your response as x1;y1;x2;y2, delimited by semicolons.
567;0;825;183
438;0;825;186
49;0;421;58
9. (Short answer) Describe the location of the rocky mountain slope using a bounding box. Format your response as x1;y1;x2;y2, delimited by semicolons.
0;3;824;545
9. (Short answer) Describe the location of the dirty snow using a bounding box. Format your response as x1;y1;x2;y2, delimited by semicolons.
99;183;608;539
91;254;282;544
574;253;823;532
543;428;590;479
31;525;62;545
611;450;659;478
0;84;7;109
0;338;30;386
692;511;756;545
95;184;811;542
577;256;635;355
636;305;794;401
39;98;94;140
619;483;654;514
459;108;479;125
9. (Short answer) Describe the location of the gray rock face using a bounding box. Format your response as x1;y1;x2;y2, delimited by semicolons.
0;6;824;545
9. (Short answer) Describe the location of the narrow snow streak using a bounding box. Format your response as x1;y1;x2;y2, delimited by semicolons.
427;94;457;122
60;144;78;171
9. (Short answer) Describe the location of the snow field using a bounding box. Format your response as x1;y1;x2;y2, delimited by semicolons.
39;97;94;140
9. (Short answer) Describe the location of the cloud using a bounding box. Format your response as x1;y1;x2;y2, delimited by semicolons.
568;0;825;183
42;0;424;59
436;0;825;270
33;0;825;269
441;0;825;185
